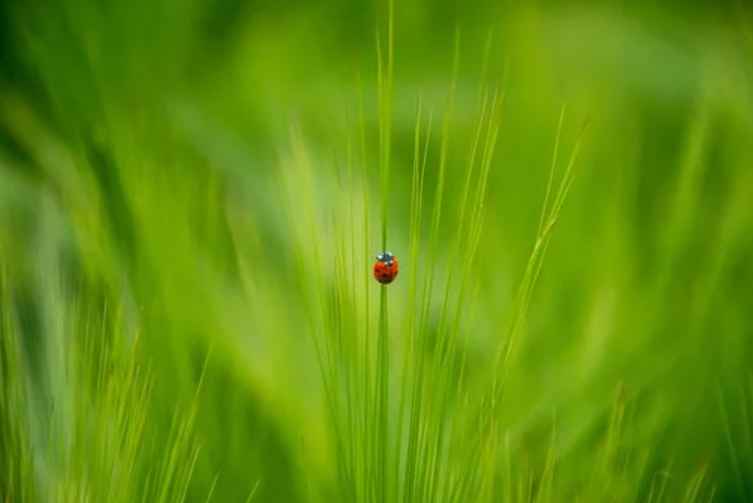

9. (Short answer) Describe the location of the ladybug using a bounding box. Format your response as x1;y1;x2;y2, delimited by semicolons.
373;251;399;284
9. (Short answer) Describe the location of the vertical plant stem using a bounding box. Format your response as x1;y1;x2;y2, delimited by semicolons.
375;0;394;499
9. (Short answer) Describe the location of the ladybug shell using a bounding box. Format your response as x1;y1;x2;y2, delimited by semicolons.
373;257;399;284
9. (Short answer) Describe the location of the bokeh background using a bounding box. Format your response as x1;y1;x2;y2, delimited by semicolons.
1;0;753;501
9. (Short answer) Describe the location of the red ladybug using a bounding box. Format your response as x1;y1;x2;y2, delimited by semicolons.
373;251;399;284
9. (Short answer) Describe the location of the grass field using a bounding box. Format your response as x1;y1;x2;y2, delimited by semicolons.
1;0;753;501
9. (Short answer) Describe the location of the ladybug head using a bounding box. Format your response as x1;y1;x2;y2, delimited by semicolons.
376;251;394;265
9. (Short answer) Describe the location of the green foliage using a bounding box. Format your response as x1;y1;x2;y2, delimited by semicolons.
2;0;753;501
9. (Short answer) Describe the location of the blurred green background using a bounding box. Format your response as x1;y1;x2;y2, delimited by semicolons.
1;0;753;501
